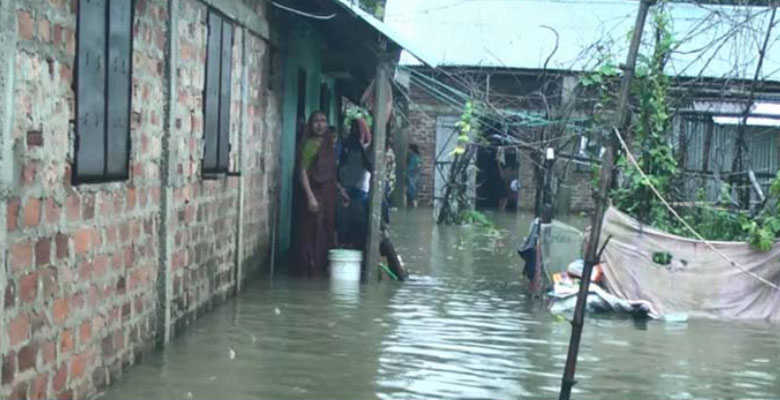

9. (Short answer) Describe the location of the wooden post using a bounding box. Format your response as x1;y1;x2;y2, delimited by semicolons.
364;45;391;282
558;1;652;399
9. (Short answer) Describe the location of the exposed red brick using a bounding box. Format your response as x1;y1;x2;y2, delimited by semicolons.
69;352;86;379
5;282;16;309
23;197;41;228
60;330;74;354
93;255;109;278
35;238;51;266
53;298;69;324
138;188;148;207
45;198;61;224
38;17;51;43
78;259;92;281
53;23;63;45
79;321;92;344
9;380;28;400
10;240;34;272
65;193;80;221
7;197;20;231
22;161;38;186
127;187;137;211
41;340;56;366
9;314;30;347
18;344;37;372
19;272;38;303
55;233;70;260
30;372;49;400
53;363;68;392
17;10;34;40
73;227;92;255
3;352;15;385
27;129;44;146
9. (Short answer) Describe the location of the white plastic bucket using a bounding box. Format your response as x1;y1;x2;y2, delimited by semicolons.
329;249;362;281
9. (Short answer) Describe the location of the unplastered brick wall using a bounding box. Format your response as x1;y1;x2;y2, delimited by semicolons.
406;102;444;206
1;0;283;399
168;0;241;335
240;30;277;282
3;1;164;399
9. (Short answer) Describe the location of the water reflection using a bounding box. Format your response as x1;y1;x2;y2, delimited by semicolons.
101;209;779;400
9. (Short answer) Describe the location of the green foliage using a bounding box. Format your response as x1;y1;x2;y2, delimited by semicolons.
343;106;372;133
460;209;494;229
586;6;780;251
452;101;479;156
612;9;677;225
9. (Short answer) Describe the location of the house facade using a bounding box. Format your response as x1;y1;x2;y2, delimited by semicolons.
0;0;415;398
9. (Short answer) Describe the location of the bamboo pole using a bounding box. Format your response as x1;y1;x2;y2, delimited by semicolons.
558;1;653;399
364;44;391;281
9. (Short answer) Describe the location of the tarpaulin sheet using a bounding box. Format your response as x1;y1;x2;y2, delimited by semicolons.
599;207;780;321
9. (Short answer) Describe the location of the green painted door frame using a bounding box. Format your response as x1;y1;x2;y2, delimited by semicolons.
277;22;334;263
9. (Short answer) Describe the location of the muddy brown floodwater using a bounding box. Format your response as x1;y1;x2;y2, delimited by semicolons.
102;208;780;400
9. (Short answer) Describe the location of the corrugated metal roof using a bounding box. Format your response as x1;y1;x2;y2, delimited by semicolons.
385;0;780;81
333;0;438;66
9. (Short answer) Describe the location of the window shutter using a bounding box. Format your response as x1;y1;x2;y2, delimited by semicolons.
217;20;233;172
75;0;108;181
106;0;132;177
203;11;222;173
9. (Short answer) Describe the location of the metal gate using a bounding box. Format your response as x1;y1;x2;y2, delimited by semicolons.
433;115;476;220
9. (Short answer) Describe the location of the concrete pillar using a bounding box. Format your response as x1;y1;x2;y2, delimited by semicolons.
0;0;18;358
234;27;248;292
157;0;179;347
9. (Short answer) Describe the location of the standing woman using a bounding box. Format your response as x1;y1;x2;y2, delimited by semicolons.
296;111;348;277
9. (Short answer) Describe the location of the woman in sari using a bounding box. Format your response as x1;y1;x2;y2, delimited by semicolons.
296;111;348;277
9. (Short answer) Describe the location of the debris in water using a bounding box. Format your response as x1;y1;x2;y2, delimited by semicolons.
229;347;236;360
251;334;257;343
186;392;194;399
209;376;217;382
274;307;281;315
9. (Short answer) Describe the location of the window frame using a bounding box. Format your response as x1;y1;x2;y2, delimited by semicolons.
73;0;134;184
201;8;234;176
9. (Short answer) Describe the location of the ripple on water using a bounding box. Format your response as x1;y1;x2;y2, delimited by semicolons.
99;210;780;400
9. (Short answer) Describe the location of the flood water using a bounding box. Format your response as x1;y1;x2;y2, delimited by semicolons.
102;209;779;400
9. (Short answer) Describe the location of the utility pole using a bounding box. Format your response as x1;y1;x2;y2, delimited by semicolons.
558;1;653;399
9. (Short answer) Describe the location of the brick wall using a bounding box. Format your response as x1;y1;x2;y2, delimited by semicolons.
0;0;282;399
403;69;595;212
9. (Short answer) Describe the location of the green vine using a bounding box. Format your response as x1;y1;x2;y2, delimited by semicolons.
585;6;780;251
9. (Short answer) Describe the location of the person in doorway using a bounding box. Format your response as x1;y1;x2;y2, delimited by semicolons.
295;111;349;277
405;144;421;208
337;118;373;249
497;149;519;212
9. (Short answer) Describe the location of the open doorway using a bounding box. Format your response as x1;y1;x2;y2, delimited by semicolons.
476;146;519;211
